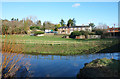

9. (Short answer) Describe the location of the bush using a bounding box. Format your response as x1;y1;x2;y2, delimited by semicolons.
69;31;89;38
89;32;95;35
34;31;44;36
69;31;82;38
30;26;40;30
93;29;104;35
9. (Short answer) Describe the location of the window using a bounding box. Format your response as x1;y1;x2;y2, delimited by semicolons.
70;28;73;31
74;28;77;30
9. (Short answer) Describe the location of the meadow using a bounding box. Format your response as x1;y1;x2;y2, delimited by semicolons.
1;35;120;55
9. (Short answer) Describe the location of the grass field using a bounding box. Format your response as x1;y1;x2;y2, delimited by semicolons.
1;35;120;55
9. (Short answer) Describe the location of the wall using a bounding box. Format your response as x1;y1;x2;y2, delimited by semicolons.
45;33;54;36
75;35;85;39
87;35;101;39
75;35;101;39
36;34;44;36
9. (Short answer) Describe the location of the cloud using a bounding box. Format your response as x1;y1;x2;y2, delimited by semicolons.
72;3;80;8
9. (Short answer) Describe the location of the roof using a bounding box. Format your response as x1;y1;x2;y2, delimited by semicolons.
58;25;90;29
107;27;120;32
108;27;120;30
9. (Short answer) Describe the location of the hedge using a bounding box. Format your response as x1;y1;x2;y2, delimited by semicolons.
34;31;44;35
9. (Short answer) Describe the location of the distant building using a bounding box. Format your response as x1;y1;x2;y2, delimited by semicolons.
107;26;120;33
58;25;92;34
104;26;120;38
45;29;53;33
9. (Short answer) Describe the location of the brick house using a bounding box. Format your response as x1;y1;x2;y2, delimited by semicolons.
58;25;92;34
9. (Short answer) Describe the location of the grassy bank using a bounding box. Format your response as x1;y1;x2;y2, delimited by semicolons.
77;58;120;78
2;35;120;55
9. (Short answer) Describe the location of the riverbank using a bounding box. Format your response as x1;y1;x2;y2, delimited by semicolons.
77;58;120;78
2;35;120;55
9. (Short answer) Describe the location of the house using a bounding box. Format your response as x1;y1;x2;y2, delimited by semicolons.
103;26;120;38
45;29;53;33
58;25;92;34
107;26;120;33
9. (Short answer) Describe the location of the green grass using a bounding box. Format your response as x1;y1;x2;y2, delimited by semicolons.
1;35;120;55
2;35;117;44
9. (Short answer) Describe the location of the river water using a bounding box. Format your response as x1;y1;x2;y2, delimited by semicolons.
1;52;120;77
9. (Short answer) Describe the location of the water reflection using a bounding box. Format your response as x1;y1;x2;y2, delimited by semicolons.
23;53;119;61
1;52;120;77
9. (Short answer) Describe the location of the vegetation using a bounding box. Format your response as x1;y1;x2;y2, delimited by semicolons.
34;31;44;35
43;21;55;30
1;35;30;78
2;17;34;35
93;29;104;35
60;19;66;26
77;58;120;78
69;31;89;38
30;26;41;30
89;23;95;29
2;35;120;55
54;24;61;31
67;18;76;26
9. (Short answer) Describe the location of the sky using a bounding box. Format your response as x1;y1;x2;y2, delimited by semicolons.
1;2;118;27
1;0;120;2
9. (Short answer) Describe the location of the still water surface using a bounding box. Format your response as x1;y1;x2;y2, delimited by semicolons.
1;52;120;77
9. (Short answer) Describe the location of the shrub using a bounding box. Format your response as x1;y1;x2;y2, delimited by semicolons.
30;26;40;30
80;31;89;36
93;29;104;35
69;31;82;38
34;31;44;36
89;32;95;35
69;31;89;38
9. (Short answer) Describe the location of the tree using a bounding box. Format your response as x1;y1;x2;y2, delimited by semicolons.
54;25;58;31
72;18;76;26
23;17;35;34
67;19;74;27
43;21;54;30
96;23;108;29
43;22;46;30
93;29;104;35
2;25;9;34
17;18;19;21
36;20;41;27
57;24;61;28
60;19;65;26
0;20;2;34
89;23;95;29
54;24;61;31
11;18;14;21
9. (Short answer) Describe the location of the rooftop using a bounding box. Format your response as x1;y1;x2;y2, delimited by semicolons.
58;25;90;29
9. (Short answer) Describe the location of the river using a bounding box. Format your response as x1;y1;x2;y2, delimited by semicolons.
1;52;120;77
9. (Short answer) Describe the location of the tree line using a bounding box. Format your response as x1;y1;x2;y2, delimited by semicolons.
1;17;96;35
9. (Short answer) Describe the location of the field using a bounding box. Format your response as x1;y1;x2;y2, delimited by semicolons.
1;35;120;55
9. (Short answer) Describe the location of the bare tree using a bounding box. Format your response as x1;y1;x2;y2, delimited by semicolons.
96;23;108;29
43;21;55;29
